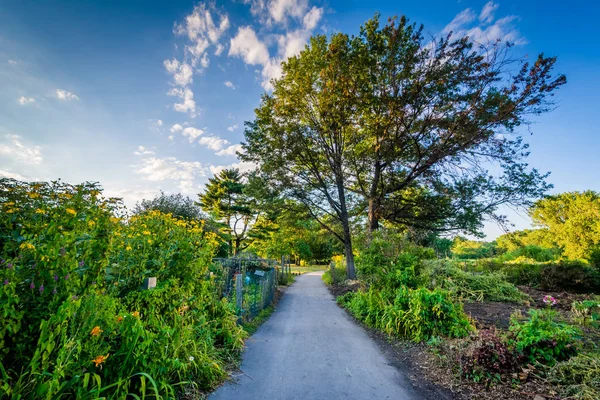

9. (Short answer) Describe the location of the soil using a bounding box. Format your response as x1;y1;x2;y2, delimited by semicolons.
463;301;527;329
517;286;597;312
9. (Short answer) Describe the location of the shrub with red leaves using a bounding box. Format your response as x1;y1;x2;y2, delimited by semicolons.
461;329;520;383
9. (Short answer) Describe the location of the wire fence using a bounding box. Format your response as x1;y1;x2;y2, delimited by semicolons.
213;256;278;321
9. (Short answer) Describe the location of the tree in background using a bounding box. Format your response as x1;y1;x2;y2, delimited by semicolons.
133;191;204;220
530;191;600;262
242;15;565;278
198;169;258;256
451;237;497;259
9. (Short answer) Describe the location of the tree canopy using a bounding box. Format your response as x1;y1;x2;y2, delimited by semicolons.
242;15;565;278
198;169;258;256
530;191;600;261
133;191;204;221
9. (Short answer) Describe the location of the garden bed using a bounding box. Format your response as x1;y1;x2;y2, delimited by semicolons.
327;281;598;400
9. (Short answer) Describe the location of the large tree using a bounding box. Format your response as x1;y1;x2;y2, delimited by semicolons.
242;15;565;278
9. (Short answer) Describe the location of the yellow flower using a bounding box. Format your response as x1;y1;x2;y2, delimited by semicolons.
35;208;45;214
142;230;151;235
147;239;153;244
126;246;132;251
66;208;77;216
92;354;109;367
19;243;35;250
5;202;15;206
90;326;103;337
88;220;96;228
6;209;15;214
28;192;41;199
132;311;140;318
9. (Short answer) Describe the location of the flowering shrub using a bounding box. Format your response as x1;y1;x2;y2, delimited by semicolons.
0;179;245;398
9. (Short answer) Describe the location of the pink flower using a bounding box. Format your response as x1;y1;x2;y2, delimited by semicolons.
543;295;557;305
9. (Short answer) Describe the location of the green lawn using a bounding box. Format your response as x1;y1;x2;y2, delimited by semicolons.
289;264;327;274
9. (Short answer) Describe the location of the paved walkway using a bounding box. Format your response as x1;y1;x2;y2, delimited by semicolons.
210;271;421;400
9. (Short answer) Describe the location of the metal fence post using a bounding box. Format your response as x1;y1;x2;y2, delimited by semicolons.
236;273;243;316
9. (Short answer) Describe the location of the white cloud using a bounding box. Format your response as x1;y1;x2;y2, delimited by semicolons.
168;135;174;141
182;127;205;142
55;89;79;101
8;60;18;66
0;134;43;165
229;26;270;66
168;87;197;117
18;96;35;105
133;155;207;195
174;2;230;67
215;44;225;56
170;123;183;133
479;2;499;24
443;3;526;45
0;169;28;180
248;0;309;26
210;160;256;175
164;59;193;86
156;119;163;127
443;9;476;35
215;144;243;156
133;145;155;156
199;135;229;151
224;81;236;89
227;124;238;131
231;3;322;90
303;6;323;30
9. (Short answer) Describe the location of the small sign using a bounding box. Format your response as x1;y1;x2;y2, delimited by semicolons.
142;277;157;290
254;270;265;276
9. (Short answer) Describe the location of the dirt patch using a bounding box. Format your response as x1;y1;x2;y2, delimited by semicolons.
328;280;361;297
518;286;596;312
463;301;527;329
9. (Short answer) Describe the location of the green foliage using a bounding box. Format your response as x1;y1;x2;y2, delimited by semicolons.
339;286;473;342
0;179;245;399
322;264;347;285
509;309;581;365
496;229;557;253
451;237;497;260
198;168;257;256
132;191;205;221
421;261;530;303
501;260;600;292
571;299;600;328
549;353;600;400
496;245;559;262
530;191;600;262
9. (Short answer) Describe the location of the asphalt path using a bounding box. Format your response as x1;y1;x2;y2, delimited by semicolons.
210;271;422;400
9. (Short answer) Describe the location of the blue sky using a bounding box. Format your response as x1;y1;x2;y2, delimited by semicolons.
0;0;598;239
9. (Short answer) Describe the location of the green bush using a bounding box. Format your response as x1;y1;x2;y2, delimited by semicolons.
496;245;559;263
549;352;600;400
509;309;581;365
322;265;347;285
0;179;245;399
421;261;530;303
501;261;600;292
339;286;473;342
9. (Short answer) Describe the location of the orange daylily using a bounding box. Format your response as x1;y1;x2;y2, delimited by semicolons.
92;354;109;367
90;326;103;336
132;311;140;318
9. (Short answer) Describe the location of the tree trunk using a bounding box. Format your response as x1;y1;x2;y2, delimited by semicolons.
368;197;380;233
335;173;356;280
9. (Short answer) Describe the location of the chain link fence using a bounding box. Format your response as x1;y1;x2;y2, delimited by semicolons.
213;256;278;321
